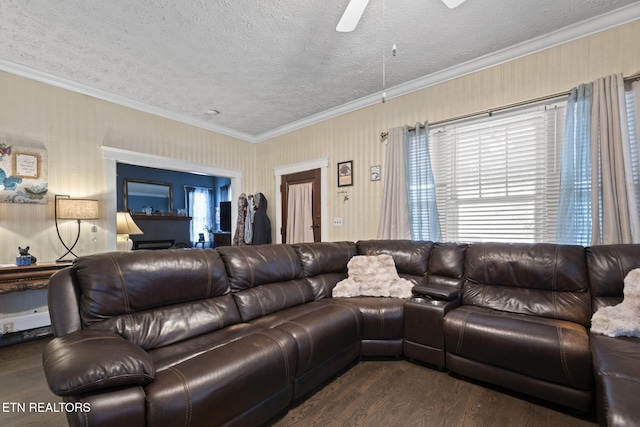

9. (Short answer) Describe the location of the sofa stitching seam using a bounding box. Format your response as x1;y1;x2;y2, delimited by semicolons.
109;254;130;314
168;366;192;427
257;331;291;384
557;326;575;386
456;311;472;353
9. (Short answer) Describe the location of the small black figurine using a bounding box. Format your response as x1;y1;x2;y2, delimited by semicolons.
18;246;37;264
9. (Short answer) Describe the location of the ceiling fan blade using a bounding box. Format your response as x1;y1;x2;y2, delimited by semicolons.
441;0;467;9
336;0;370;32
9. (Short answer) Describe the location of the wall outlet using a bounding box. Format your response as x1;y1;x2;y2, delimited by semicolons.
2;322;14;334
333;218;343;227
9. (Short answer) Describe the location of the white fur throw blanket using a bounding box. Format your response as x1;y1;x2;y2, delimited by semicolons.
591;268;640;338
332;254;413;298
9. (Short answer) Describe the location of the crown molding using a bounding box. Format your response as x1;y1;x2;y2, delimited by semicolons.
0;59;259;143
254;4;640;143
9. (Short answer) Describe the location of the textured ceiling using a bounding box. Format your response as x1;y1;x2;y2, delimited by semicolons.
1;0;639;142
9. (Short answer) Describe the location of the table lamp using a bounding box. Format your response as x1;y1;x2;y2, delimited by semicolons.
55;195;99;262
116;211;144;251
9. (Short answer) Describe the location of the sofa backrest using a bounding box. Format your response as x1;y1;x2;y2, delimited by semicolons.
586;244;640;313
409;242;468;300
356;240;433;287
73;249;238;350
463;242;591;326
293;241;357;299
217;244;312;322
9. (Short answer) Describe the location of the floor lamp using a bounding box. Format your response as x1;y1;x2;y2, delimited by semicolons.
116;211;144;251
55;195;99;262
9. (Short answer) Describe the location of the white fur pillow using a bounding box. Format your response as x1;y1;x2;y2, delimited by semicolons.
332;254;413;298
591;268;640;338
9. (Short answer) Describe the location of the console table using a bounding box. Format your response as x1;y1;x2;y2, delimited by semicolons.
0;262;68;295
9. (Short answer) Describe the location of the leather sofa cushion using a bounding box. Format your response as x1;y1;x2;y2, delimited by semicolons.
218;244;304;290
43;330;155;396
294;241;356;299
444;306;593;391
147;323;267;371
590;334;640;426
232;279;315;322
586;244;640;313
305;273;349;300
74;250;231;326
414;242;468;300
356;240;433;285
88;294;242;350
250;301;362;376
329;297;404;340
145;328;297;427
463;242;590;325
294;241;356;277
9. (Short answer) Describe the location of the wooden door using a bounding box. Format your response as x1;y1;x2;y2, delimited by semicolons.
281;169;321;243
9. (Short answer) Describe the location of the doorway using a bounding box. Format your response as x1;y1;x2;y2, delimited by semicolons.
281;168;321;243
103;147;242;251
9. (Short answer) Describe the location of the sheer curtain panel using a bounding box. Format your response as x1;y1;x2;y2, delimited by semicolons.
557;84;593;245
406;122;441;241
286;182;314;244
377;127;411;239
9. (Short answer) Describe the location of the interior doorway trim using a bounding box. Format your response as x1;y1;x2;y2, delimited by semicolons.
274;158;328;243
102;146;242;251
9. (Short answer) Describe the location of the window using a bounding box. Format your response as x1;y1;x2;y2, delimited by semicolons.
626;84;640;218
414;102;566;243
186;186;214;242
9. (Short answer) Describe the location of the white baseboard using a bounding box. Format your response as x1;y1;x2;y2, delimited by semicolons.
0;311;51;334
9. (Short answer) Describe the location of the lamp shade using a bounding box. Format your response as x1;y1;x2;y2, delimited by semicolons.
57;198;99;220
116;212;144;235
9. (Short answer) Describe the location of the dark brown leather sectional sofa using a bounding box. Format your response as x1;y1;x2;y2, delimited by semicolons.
42;240;640;426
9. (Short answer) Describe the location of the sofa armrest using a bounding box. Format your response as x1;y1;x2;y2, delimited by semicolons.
411;283;460;301
43;330;155;396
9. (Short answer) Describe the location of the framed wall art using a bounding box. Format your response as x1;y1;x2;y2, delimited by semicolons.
370;165;381;181
0;143;48;204
337;160;353;187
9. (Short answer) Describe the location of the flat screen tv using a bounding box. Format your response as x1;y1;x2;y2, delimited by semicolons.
220;201;231;232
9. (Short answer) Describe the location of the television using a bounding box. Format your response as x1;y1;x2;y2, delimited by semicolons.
220;201;232;232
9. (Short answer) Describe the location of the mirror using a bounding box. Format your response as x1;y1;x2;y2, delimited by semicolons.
124;179;173;215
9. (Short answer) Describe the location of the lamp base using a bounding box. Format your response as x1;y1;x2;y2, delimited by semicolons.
116;234;133;252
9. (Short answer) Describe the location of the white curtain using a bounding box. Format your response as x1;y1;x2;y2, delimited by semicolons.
591;74;640;244
377;127;412;239
186;186;214;243
286;182;314;244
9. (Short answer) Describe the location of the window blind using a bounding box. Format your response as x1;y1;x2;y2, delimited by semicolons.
426;103;566;243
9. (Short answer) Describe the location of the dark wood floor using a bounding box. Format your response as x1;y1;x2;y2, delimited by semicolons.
0;337;597;427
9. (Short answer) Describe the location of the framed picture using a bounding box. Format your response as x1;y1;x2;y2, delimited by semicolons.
370;165;381;181
337;160;353;187
0;144;48;204
13;151;40;179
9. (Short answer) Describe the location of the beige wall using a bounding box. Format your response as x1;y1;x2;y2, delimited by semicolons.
0;20;639;267
257;20;640;242
0;75;256;265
